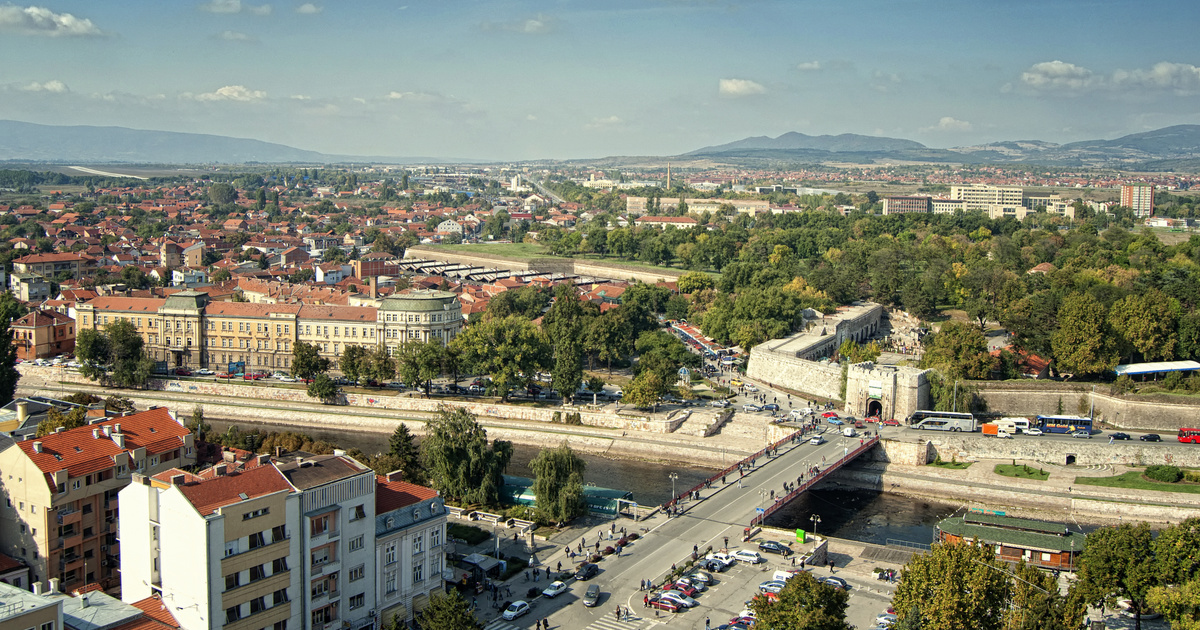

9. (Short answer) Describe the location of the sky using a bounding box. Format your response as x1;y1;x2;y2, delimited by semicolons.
2;0;1200;162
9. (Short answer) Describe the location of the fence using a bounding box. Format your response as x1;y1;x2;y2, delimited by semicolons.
749;435;881;527
664;425;811;510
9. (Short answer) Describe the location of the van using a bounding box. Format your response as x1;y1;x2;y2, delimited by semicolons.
842;427;857;438
773;569;802;582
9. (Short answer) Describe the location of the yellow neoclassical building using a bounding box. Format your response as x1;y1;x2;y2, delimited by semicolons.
74;290;463;371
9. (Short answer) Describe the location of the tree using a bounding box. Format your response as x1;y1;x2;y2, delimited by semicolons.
419;406;512;505
0;305;21;406
677;271;715;294
544;285;585;401
585;376;606;405
1076;522;1159;630
1148;579;1200;630
36;406;88;437
291;341;330;381
1052;292;1119;377
387;423;425;484
623;370;664;410
529;441;587;523
750;571;851;630
339;344;369;385
208;183;237;204
76;319;154;388
585;310;632;372
1153;516;1200;586
395;340;443;397
1108;289;1177;362
416;589;481;630
921;320;997;380
368;343;396;383
451;315;549;401
1006;560;1084;630
892;541;1011;630
306;373;341;404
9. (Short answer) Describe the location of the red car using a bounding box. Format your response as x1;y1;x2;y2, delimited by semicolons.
864;415;880;423
244;372;264;380
822;411;839;419
880;418;901;427
174;368;192;376
647;594;680;613
216;372;234;379
669;582;699;597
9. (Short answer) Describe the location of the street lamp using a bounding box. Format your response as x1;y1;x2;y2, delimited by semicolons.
669;472;678;501
810;514;822;536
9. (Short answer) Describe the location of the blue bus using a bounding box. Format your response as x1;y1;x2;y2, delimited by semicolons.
1035;415;1093;434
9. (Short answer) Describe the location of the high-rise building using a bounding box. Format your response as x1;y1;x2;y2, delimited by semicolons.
0;408;196;594
373;472;446;626
950;185;1024;209
1120;183;1154;217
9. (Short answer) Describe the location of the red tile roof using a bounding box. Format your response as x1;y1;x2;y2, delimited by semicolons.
127;596;182;629
376;476;438;513
16;407;191;486
160;463;294;516
85;297;167;312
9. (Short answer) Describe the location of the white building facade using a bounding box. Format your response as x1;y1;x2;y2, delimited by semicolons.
373;472;447;626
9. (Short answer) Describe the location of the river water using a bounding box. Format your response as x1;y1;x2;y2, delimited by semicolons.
206;419;964;543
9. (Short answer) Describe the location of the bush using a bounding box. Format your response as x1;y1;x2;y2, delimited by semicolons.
1145;465;1184;483
448;524;491;545
499;556;528;581
1111;374;1134;395
1163;371;1184;391
1185;471;1200;483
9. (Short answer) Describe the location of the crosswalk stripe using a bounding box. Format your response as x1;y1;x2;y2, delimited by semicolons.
482;620;520;630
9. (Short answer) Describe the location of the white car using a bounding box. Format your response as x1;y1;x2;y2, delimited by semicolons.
996;430;1013;439
810;436;825;445
661;591;697;608
542;581;568;598
685;570;713;584
759;580;786;594
276;375;297;382
744;384;759;392
1025;428;1043;436
705;552;737;568
195;368;214;375
711;399;731;408
732;549;765;564
502;600;530;620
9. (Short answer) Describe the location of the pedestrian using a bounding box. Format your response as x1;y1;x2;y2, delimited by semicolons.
792;556;796;566
706;616;711;630
800;558;805;569
644;594;649;608
615;607;621;621
829;560;835;573
724;536;729;548
556;561;561;573
722;475;727;484
524;570;530;581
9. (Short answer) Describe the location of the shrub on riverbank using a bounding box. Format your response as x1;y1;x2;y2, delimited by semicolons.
1145;465;1184;483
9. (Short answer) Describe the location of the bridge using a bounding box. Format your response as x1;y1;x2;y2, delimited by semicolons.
663;427;882;529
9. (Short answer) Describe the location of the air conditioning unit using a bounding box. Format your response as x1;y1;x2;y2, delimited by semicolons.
102;545;109;552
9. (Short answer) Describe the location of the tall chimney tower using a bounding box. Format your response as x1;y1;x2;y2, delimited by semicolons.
666;162;671;190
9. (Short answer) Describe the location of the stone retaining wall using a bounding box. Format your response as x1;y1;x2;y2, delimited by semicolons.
404;247;684;285
883;434;1200;468
746;350;843;401
974;383;1200;433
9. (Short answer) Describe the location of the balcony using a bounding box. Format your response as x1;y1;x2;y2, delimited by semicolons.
60;533;83;549
58;510;82;526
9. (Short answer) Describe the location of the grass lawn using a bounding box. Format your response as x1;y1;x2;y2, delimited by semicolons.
994;464;1049;481
1074;471;1200;495
433;242;548;259
928;460;972;470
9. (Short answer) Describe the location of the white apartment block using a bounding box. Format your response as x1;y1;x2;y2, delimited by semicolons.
950;185;1024;209
120;460;302;630
625;196;769;215
274;454;376;630
373;472;447;626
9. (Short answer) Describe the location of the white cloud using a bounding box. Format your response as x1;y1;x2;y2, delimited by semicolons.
386;91;443;103
199;0;271;15
585;115;622;129
21;79;68;93
214;30;256;42
795;61;821;71
290;94;311;100
922;116;973;132
1020;60;1100;92
296;3;321;14
718;78;765;97
0;4;103;37
1112;62;1200;92
194;85;267;102
480;13;558;34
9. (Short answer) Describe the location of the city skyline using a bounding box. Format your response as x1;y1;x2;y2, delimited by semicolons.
1;0;1199;161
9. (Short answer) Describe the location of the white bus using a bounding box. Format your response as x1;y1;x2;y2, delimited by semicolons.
909;410;976;432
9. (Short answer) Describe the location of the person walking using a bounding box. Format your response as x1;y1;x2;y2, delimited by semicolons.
706;616;711;630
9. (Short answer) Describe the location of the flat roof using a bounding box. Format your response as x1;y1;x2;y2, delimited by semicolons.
938;515;1086;554
1114;360;1200;376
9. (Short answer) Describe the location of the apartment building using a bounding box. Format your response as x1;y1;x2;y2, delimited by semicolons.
374;472;446;626
950;185;1024;209
10;272;51;303
0;408;196;593
0;581;62;630
12;253;91;281
74;289;463;372
160;240;205;269
120;461;301;630
881;196;931;215
625;196;770;215
1121;183;1155;218
11;309;75;362
275;454;376;630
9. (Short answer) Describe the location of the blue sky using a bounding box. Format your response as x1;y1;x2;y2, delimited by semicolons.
2;0;1199;161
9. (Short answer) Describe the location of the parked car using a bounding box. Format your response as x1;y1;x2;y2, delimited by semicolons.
675;576;707;592
542;581;568;598
670;582;699;597
1140;433;1162;442
1071;430;1092;439
647;594;680;613
711;399;731;408
880;418;901;426
582;584;601;607
194;368;214;375
686;570;713;584
575;563;599;580
705;552;737;570
732;549;765;564
758;540;792;556
763;403;780;411
502;600;530;621
819;576;849;590
1110;432;1131;441
216;372;234;379
1025;427;1043;436
759;580;786;594
742;404;761;412
173;368;192;376
661;591;697;608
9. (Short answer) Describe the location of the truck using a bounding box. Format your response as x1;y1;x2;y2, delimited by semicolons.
996;417;1030;434
982;423;1013;438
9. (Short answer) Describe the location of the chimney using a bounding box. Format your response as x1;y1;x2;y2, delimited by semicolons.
32;582;43;595
386;470;404;482
295;456;304;466
103;425;112;438
33;441;43;453
114;423;122;434
113;434;126;448
55;427;65;433
170;474;185;486
215;464;227;476
80;594;89;608
256;454;270;466
333;449;346;457
17;401;28;423
93;428;101;439
369;276;377;299
49;578;59;594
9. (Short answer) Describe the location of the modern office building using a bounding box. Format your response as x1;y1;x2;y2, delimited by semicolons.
1120;183;1155;218
373;472;446;626
0;408;196;594
881;196;931;215
74;289;463;372
950;185;1024;209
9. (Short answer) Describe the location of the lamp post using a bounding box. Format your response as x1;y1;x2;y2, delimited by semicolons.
810;514;822;537
669;472;678;501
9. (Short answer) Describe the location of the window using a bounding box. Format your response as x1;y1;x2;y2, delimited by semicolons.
349;535;363;552
349;594;364;610
412;561;424;583
273;589;288;606
81;503;90;514
311;514;330;536
273;621;288;630
1041;552;1053;562
351;504;366;521
311;547;330;567
272;525;287;543
41;623;54;630
430;556;441;576
243;507;269;520
384;542;396;565
248;531;266;549
311;580;328;599
250;565;266;582
273;557;289;573
385;570;397;594
226;606;241;623
349;565;364;582
412;534;422;554
431;527;441;548
225;572;240;591
250;596;267;615
71;480;81;491
225;541;240;557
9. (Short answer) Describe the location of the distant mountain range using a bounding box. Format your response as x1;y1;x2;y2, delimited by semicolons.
686;125;1200;169
0;120;438;165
